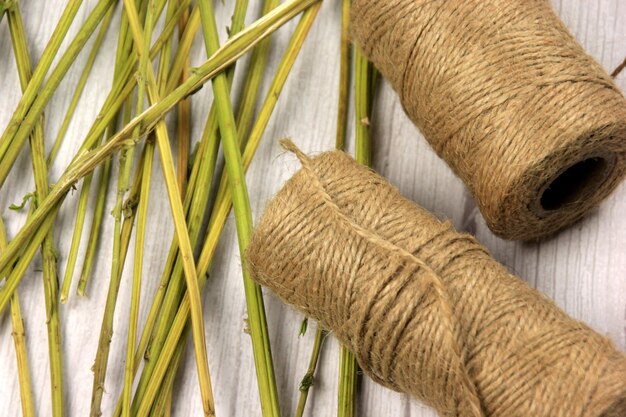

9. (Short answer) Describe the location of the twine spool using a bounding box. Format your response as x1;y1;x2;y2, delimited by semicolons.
350;0;626;240
247;146;626;417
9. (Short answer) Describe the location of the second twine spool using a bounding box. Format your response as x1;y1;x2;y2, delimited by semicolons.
247;147;626;417
350;0;626;240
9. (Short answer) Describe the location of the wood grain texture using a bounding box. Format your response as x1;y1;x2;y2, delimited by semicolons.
0;1;624;416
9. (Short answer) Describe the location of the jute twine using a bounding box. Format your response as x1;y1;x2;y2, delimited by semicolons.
350;0;626;240
247;145;626;417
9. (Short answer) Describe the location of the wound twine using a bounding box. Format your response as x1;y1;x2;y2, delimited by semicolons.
350;0;626;240
246;146;626;417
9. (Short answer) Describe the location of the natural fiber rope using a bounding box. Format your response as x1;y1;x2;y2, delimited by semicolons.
247;146;626;417
350;0;626;240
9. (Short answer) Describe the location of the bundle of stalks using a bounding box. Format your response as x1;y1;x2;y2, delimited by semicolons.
0;0;372;415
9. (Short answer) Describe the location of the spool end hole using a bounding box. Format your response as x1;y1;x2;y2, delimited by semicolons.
540;157;609;211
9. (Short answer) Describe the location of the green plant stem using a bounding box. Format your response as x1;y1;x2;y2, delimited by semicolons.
89;97;136;417
337;348;357;417
58;30;138;296
89;140;148;417
60;162;93;304
76;158;111;295
116;0;315;411
78;0;186;297
0;0;117;187
128;0;267;409
233;0;280;143
0;0;84;163
131;7;251;400
59;168;94;303
123;138;155;414
7;5;65;416
151;339;185;415
50;3;117;298
1;218;35;417
151;0;193;76
337;46;377;417
125;0;250;413
121;0;216;414
126;48;248;417
133;5;321;415
122;0;158;415
113;0;200;410
294;327;326;417
197;1;281;415
48;5;116;165
354;48;375;166
8;293;35;417
106;7;216;413
117;111;219;417
335;0;351;150
89;0;153;411
164;5;199;94
0;206;60;310
0;0;320;305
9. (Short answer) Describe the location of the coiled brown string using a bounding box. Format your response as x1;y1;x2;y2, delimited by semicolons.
350;0;626;240
247;146;626;417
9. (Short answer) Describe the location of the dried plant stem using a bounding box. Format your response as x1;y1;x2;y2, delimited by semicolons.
122;0;159;415
117;111;219;417
152;339;185;415
115;0;314;415
8;294;35;417
77;0;187;297
89;98;136;417
0;0;319;308
335;0;351;150
234;0;281;142
7;5;65;416
123;5;256;413
121;0;216;414
294;327;326;417
56;6;117;301
133;6;321;415
123;135;154;416
48;5;115;165
113;1;204;411
60;169;94;303
165;5;199;94
126;0;251;412
0;218;35;417
177;5;192;195
76;158;111;295
89;0;155;411
0;0;117;187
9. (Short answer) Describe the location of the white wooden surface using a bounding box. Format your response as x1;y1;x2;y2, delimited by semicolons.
0;1;625;416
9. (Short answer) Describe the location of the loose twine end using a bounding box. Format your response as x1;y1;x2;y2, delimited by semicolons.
279;138;311;165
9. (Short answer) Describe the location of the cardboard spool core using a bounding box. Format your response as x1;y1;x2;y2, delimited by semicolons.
538;155;613;212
